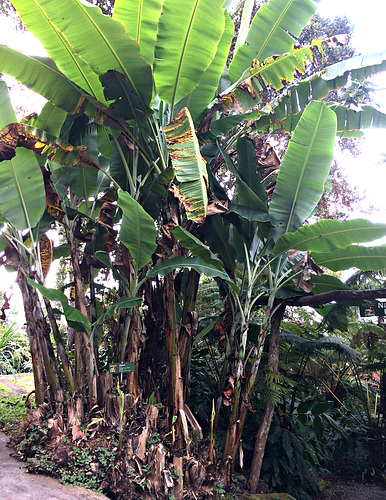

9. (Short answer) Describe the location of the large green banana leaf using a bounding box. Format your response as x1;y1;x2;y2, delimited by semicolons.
117;191;157;270
0;47;126;131
269;101;336;239
163;107;208;222
154;0;225;109
0;82;45;230
32;0;152;108
312;246;386;272
310;275;351;295
179;11;234;122
113;0;163;66
10;0;106;103
274;219;386;255
236;136;267;202
229;0;319;83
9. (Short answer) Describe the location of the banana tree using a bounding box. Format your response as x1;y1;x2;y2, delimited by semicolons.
0;0;386;497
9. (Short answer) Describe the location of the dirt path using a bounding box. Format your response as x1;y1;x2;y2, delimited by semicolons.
321;478;386;500
0;432;109;500
0;374;34;395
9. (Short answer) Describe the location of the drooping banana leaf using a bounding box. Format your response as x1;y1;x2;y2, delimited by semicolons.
269;101;336;239
117;190;157;270
146;255;231;283
198;214;237;272
229;0;320;83
28;278;91;334
312;245;386;272
177;11;234;122
163;107;208;222
0;47;126;131
154;0;225;109
323;50;386;83
112;0;163;67
32;0;152;109
274;219;386;255
0;123;101;170
10;0;106;103
0;82;45;230
209;43;319;121
171;226;224;271
255;81;386;137
333;105;386;137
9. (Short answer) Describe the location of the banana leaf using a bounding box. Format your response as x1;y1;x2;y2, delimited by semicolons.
0;47;126;131
323;50;386;83
10;0;106;103
274;219;386;255
146;255;231;283
117;190;157;270
112;0;163;66
0;123;101;170
312;245;386;272
310;275;351;295
178;11;234;121
28;278;91;334
171;226;224;271
164;107;208;222
154;0;225;108
33;103;67;137
0;83;45;230
229;0;319;83
269;101;336;239
32;0;152;109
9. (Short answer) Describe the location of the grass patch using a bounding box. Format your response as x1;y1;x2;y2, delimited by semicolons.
0;384;12;396
0;394;32;433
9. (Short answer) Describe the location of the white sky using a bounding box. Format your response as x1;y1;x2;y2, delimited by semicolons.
0;0;385;321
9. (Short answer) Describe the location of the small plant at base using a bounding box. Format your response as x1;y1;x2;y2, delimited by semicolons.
142;463;152;476
171;466;181;483
214;482;226;495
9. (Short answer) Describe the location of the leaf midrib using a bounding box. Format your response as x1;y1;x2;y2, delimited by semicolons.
286;103;323;234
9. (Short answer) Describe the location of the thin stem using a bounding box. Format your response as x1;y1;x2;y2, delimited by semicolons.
113;135;135;196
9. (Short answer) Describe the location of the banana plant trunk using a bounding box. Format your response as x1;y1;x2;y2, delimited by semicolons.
70;236;94;402
179;268;199;394
165;273;184;500
17;272;64;406
247;305;286;492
